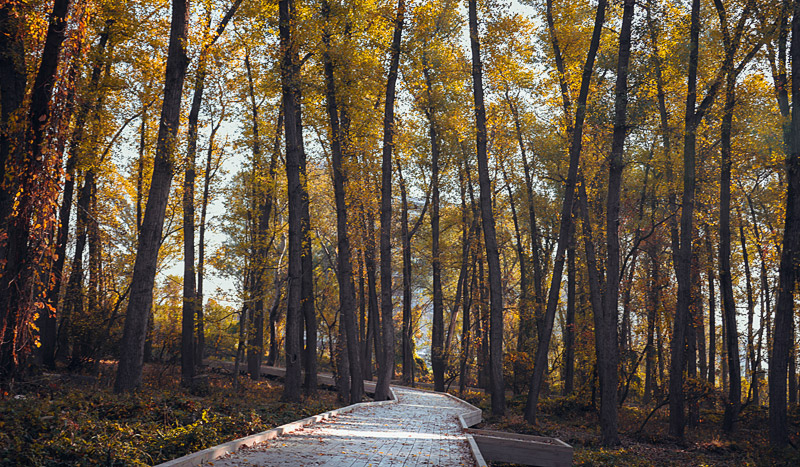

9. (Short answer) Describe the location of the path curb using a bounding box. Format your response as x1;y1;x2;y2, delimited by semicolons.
154;387;398;467
392;384;487;467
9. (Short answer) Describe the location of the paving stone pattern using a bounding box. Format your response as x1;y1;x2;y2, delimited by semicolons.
212;387;475;466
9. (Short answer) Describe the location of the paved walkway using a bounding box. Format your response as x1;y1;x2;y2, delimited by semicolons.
213;387;476;466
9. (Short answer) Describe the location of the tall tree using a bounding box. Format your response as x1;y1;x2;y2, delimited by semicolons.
374;0;405;402
0;0;73;382
597;0;635;446
669;0;724;438
468;0;504;416
769;0;800;448
182;0;242;387
525;0;607;424
713;0;754;433
422;53;445;392
321;0;363;404
114;0;190;393
280;0;305;401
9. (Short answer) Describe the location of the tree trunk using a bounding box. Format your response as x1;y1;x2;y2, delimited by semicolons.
460;161;478;393
374;0;404;401
563;224;576;396
501;161;529;394
771;0;800;443
687;248;700;426
321;0;363;402
300;110;316;396
44;24;111;368
279;0;304;401
397;159;428;385
705;228;717;388
644;246;659;405
525;0;607;424
360;251;372;380
595;0;633;445
469;0;505;417
398;161;413;384
0;0;70;383
739;215;758;405
113;0;189;392
505;90;542;380
196;112;223;366
63;173;91;367
670;0;721;439
718;33;742;439
0;2;26;215
365;212;383;382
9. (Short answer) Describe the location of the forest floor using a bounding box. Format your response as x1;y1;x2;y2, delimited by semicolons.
458;388;800;466
5;363;800;466
0;362;342;466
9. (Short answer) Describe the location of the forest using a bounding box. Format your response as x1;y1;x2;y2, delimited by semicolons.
1;0;800;464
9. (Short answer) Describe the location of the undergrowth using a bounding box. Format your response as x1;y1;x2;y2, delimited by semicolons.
0;364;341;466
452;389;800;466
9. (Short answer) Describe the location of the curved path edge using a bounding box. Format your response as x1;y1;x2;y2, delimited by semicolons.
154;388;399;467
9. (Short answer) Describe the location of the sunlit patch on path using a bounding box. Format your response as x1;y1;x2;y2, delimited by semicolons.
213;387;476;466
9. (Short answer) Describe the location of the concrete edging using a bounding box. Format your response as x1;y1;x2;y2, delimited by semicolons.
407;387;486;467
154;387;398;467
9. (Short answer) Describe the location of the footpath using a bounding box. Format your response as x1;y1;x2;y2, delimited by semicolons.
210;387;476;466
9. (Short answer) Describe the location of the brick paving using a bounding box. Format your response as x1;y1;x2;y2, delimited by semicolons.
212;387;476;466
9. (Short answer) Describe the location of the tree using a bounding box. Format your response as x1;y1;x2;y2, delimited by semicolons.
525;0;607;424
468;0;504;416
321;0;364;404
596;0;635;446
182;0;242;387
115;0;190;393
279;0;305;402
669;0;723;438
375;0;405;402
769;0;800;447
1;0;72;382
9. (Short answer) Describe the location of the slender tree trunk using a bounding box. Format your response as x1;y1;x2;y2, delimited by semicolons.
365;212;383;382
705;227;717;388
375;0;404;401
564;223;576;396
397;160;428;385
233;302;248;389
44;25;111;368
739;215;758;405
321;0;363;402
114;0;189;393
594;0;633;445
300;113;316;395
398;161;413;384
687;248;700;427
244;54;265;382
790;326;797;407
525;0;607;424
501;162;529;393
0;2;26;212
460;162;477;393
505;90;541;376
769;0;798;446
360;251;372;380
644;247;658;404
196;112;223;366
0;0;71;382
279;0;304;401
64;173;91;367
718;39;742;439
670;0;721;439
420;57;445;393
469;0;505;416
